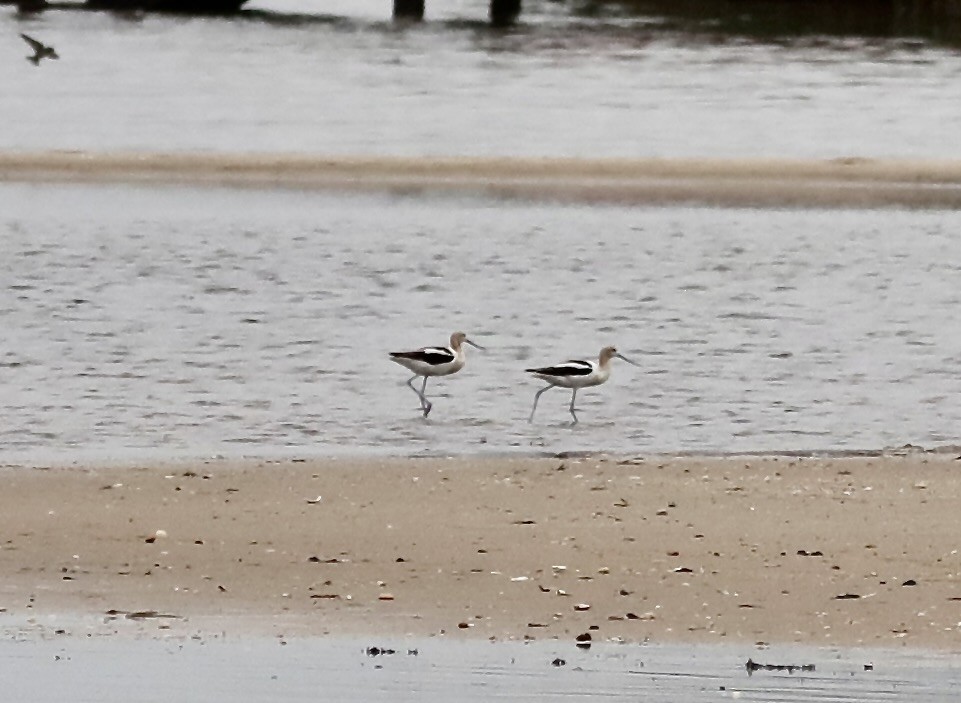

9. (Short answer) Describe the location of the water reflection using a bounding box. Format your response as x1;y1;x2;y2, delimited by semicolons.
570;0;961;47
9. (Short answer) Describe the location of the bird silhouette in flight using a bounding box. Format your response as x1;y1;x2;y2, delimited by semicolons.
21;33;59;65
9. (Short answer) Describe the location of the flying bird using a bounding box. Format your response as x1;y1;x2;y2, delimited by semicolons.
526;346;638;424
21;33;58;65
389;331;484;417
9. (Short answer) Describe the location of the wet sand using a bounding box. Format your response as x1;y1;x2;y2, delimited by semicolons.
3;453;961;649
4;151;961;207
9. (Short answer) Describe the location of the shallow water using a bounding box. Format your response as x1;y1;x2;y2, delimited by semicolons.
3;0;961;158
1;182;960;461
2;630;959;702
4;0;961;461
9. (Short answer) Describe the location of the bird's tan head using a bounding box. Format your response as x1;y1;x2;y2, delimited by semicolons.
600;346;638;367
451;332;484;351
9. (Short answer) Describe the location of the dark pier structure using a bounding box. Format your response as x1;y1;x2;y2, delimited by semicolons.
6;0;961;35
394;0;520;26
5;0;522;24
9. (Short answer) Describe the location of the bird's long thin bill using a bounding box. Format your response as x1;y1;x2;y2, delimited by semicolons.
465;339;486;350
616;353;639;366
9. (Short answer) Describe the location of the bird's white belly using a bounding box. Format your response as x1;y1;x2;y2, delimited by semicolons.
395;357;465;377
533;371;605;389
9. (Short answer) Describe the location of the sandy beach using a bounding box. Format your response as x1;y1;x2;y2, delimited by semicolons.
5;151;961;208
2;452;960;649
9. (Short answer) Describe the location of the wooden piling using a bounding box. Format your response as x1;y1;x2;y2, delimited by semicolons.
393;0;424;21
490;0;521;26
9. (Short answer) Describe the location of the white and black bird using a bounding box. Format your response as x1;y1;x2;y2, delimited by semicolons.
526;346;638;424
389;331;484;417
21;33;59;65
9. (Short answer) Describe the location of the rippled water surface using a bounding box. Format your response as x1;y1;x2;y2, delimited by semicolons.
2;182;960;460
3;0;961;460
3;0;961;157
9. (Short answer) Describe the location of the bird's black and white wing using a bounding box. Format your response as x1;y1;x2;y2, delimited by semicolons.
526;359;594;377
390;346;456;367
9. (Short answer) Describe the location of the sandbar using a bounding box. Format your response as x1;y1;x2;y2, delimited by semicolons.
2;452;960;649
4;151;961;207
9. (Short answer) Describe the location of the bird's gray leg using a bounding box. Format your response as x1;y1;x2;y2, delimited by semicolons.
421;376;432;417
529;384;554;423
568;388;579;424
406;375;430;414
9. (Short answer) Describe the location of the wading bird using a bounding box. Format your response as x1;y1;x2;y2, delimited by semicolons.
389;331;483;417
21;33;58;65
526;346;637;424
